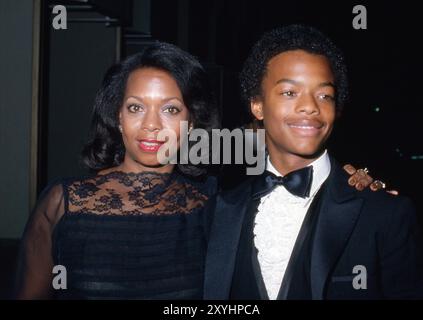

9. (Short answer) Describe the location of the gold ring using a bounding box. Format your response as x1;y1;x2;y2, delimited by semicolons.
374;180;386;189
358;168;369;175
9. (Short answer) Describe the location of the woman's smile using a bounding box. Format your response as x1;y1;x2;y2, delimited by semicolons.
137;139;165;153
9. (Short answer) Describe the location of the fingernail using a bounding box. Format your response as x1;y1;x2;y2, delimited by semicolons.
357;183;362;190
350;179;356;185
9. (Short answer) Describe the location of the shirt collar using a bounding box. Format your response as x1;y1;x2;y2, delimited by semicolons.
266;150;331;200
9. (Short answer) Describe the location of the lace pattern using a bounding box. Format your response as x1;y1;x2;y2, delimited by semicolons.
67;171;209;216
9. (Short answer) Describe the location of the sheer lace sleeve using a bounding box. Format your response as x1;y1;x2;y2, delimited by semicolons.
14;182;66;299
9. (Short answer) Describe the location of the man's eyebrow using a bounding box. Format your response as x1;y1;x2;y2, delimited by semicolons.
275;78;299;85
318;82;336;89
275;79;336;89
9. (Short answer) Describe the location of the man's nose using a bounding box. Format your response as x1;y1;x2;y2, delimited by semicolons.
296;94;319;115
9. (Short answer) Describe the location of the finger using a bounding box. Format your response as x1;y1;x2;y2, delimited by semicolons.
343;164;357;175
356;173;373;188
355;183;364;191
350;170;367;186
370;181;379;191
348;176;356;186
349;173;361;185
355;169;368;179
364;175;374;188
387;190;399;196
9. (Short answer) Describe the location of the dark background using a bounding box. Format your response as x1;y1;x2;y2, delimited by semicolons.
1;0;422;298
42;0;423;208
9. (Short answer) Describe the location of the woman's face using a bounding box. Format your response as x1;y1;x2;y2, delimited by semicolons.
119;67;190;172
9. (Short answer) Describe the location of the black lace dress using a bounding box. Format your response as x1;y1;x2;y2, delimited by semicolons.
15;171;216;299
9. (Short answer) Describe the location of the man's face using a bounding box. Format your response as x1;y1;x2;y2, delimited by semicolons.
251;49;336;159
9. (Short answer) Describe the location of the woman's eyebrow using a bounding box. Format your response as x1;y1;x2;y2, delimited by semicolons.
125;95;143;102
161;97;184;103
125;96;183;103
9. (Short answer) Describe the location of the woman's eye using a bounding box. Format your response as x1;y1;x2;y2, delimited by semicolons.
128;104;143;113
281;91;296;97
163;105;181;114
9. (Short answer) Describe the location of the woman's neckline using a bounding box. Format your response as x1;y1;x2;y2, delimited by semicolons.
97;170;174;178
95;170;179;184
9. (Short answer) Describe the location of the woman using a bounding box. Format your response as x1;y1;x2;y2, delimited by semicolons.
15;42;219;299
15;41;379;300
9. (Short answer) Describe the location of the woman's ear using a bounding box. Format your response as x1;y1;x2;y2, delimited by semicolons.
187;116;193;134
251;98;264;121
118;111;123;132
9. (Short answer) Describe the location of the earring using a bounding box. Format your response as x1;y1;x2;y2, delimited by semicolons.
188;125;193;135
118;125;123;133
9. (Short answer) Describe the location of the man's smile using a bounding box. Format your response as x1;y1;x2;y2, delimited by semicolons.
286;118;325;137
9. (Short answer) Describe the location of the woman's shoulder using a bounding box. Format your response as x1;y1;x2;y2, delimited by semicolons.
39;173;99;204
31;176;91;224
45;172;114;216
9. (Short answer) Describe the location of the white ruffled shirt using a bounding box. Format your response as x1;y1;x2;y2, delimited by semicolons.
253;150;331;300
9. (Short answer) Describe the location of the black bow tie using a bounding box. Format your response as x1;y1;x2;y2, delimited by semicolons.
253;166;314;199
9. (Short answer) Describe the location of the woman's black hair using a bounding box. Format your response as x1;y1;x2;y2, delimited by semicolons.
81;41;220;177
240;24;348;114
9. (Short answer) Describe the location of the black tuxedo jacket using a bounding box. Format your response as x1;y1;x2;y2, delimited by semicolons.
204;158;423;299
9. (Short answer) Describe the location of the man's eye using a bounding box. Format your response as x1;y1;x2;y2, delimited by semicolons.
128;104;143;113
163;106;181;114
319;94;335;101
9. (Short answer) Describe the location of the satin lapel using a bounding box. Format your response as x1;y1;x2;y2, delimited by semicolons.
277;186;325;300
310;159;364;300
204;180;253;299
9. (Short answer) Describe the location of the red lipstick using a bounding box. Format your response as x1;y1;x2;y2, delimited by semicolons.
137;139;165;153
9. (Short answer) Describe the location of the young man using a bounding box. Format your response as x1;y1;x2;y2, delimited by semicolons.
204;25;423;299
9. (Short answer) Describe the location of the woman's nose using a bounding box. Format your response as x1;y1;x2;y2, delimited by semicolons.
141;109;162;132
